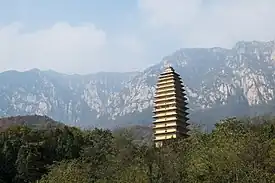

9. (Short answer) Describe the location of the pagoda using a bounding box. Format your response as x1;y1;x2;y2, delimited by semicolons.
153;65;189;147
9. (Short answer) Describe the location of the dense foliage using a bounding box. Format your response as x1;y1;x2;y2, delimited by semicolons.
0;116;275;183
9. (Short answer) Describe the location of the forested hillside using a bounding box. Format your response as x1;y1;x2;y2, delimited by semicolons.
0;115;275;182
0;115;64;130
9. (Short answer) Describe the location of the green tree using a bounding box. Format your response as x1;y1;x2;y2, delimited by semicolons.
38;160;89;183
15;144;45;182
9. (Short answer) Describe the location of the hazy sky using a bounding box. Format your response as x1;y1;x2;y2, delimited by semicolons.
1;0;275;74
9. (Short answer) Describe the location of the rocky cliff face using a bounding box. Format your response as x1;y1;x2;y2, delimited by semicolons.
1;41;275;129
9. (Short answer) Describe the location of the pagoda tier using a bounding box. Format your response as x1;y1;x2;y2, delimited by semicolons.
153;66;189;148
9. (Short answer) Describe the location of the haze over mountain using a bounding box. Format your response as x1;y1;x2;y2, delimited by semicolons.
1;40;275;129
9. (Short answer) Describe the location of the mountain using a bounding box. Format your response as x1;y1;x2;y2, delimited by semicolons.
1;40;275;129
0;115;64;130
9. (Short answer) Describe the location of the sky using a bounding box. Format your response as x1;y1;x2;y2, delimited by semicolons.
1;0;275;74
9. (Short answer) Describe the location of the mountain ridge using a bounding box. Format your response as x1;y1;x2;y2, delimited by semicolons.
1;40;275;129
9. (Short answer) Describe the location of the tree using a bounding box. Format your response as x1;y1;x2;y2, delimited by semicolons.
15;144;45;182
38;160;89;183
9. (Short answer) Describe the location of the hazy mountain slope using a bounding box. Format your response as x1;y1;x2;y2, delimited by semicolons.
0;70;138;127
101;41;275;128
1;41;275;129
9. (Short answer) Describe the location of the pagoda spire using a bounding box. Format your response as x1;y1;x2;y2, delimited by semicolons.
163;60;171;68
